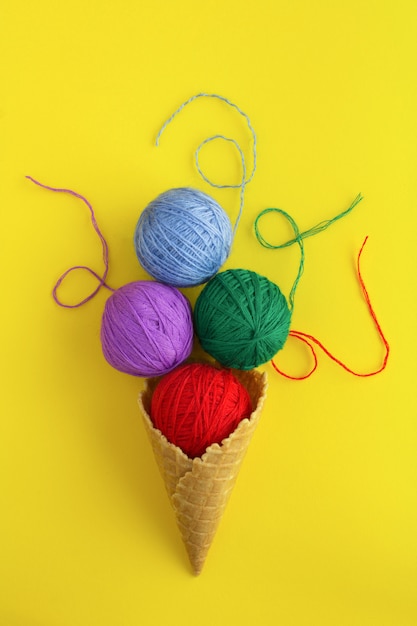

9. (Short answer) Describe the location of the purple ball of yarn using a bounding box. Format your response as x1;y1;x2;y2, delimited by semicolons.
101;281;193;377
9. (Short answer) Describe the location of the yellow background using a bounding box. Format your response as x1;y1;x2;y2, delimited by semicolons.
1;1;416;624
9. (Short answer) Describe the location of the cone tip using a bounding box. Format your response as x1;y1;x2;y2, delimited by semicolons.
192;562;204;576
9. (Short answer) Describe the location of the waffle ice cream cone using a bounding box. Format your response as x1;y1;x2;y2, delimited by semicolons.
138;367;268;575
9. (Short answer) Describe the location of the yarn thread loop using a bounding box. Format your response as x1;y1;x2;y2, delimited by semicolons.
254;193;364;309
271;237;390;379
155;92;257;237
26;176;113;307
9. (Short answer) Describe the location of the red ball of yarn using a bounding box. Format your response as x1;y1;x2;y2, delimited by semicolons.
150;363;253;458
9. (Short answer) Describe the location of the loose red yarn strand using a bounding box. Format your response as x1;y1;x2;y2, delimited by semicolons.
273;236;390;379
271;332;318;380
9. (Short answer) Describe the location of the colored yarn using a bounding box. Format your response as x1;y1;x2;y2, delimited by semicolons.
26;176;114;307
101;281;193;377
26;176;194;377
134;187;233;287
194;269;292;370
156;93;257;233
254;193;364;251
137;93;258;287
254;194;364;310
150;363;253;458
27;97;388;382
251;193;391;378
271;237;390;379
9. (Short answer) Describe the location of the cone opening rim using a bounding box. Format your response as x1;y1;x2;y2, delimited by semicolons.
139;365;268;462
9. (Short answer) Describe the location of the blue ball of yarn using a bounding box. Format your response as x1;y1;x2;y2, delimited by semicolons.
134;188;233;287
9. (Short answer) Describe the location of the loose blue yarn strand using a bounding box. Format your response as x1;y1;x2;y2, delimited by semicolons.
155;93;257;238
195;135;247;237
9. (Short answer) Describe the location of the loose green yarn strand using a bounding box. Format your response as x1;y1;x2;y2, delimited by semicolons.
254;207;305;311
254;194;364;309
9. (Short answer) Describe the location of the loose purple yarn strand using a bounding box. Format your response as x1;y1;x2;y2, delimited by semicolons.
26;175;114;307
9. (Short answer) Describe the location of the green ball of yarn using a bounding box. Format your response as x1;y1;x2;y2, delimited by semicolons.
194;269;291;369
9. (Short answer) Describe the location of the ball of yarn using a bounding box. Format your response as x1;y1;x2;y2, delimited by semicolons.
150;363;253;458
101;281;193;377
194;269;291;370
134;187;232;287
